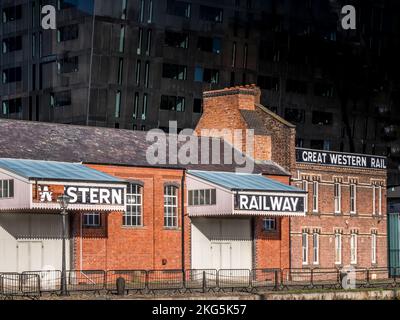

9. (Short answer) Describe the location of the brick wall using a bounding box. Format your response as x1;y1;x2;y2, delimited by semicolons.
72;165;189;271
291;164;387;269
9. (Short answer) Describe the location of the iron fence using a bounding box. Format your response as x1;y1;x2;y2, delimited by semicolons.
2;267;400;297
183;269;217;292
22;270;61;293
106;270;147;293
66;270;106;292
147;270;184;291
0;273;40;297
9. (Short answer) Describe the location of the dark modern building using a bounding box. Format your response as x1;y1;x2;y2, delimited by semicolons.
1;0;400;183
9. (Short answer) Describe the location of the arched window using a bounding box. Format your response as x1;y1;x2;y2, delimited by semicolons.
164;185;178;228
124;183;143;226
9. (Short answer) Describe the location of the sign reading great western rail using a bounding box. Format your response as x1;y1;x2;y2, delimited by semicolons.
235;194;305;213
296;148;387;169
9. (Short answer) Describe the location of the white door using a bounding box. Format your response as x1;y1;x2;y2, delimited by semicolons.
191;218;252;270
17;241;43;272
211;242;232;269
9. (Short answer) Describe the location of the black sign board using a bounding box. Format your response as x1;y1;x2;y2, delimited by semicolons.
235;193;305;213
296;148;387;169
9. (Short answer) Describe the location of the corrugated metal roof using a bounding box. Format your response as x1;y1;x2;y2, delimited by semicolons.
188;170;303;192
0;158;124;183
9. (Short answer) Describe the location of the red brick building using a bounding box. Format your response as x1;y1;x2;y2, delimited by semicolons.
195;85;388;270
0;118;304;272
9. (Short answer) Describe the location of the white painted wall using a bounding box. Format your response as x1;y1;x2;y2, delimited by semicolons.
0;170;31;211
191;218;252;270
0;213;70;272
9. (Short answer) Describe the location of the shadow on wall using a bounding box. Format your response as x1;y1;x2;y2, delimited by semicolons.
0;213;66;240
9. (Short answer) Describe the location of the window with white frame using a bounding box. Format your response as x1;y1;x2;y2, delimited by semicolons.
371;233;377;264
350;184;356;214
350;233;357;264
312;181;318;213
0;179;14;198
302;232;308;265
334;182;341;213
188;189;216;206
83;212;100;227
123;184;143;226
164;185;178;228
302;180;308;212
335;233;342;265
263;218;277;232
378;185;382;215
313;232;319;265
372;184;377;215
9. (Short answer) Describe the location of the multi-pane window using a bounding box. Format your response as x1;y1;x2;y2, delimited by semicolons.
167;0;191;19
0;180;14;198
165;31;188;49
313;233;319;265
334;182;341;214
371;233;377;264
350;184;357;214
2;36;22;53
312;181;318;213
335;233;342;265
197;36;221;54
302;232;308;265
2;5;22;23
263;218;277;232
188;189;216;206
124;184;143;227
199;5;223;23
2;67;22;84
162;63;187;80
83;212;100;227
164;185;178;228
146;29;152;55
2;98;22;115
57;24;79;42
350;233;357;264
160;95;185;112
57;56;79;74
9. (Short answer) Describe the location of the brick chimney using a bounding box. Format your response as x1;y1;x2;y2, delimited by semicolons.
195;85;272;162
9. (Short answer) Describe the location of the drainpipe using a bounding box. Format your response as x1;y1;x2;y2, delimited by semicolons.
289;217;292;269
181;170;186;272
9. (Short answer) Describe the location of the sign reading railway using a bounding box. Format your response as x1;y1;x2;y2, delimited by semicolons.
235;194;305;213
296;148;387;169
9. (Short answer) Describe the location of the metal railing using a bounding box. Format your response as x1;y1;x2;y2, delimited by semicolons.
2;267;400;298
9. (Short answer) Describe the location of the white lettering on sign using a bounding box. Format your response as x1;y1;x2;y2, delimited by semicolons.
39;186;53;202
297;149;386;169
65;186;124;205
237;194;304;212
